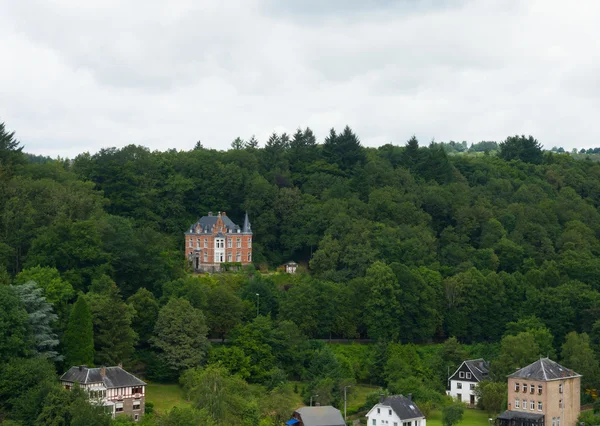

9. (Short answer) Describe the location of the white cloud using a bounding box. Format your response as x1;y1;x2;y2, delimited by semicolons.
1;0;599;157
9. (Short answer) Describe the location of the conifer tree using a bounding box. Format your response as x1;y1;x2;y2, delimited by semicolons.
64;294;94;367
13;281;62;361
86;280;137;366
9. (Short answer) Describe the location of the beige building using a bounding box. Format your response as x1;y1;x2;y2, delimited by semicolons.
497;358;580;426
60;365;146;422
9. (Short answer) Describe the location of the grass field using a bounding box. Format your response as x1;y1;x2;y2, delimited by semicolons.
427;408;494;426
145;384;191;413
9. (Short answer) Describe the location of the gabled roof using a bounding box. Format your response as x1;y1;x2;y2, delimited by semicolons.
449;359;490;382
508;358;580;381
380;395;424;420
60;366;146;389
294;406;345;426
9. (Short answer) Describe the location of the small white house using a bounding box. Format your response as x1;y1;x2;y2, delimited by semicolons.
366;395;426;426
447;359;490;407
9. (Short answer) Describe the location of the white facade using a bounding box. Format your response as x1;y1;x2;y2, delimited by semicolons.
366;403;426;426
447;379;477;404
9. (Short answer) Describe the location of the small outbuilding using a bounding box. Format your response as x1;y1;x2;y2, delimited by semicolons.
283;261;298;274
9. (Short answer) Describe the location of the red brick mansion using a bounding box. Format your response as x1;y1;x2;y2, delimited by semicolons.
185;211;252;272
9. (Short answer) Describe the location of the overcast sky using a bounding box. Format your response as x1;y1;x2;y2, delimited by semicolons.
1;0;599;158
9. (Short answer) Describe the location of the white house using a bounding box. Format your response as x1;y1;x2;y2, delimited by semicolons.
366;395;426;426
60;365;146;422
447;359;490;407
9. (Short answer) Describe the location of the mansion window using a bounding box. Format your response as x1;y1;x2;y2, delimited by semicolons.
227;239;232;248
457;383;462;389
559;399;563;408
115;402;124;413
236;252;241;262
377;408;380;414
204;252;208;262
394;423;398;426
216;252;223;262
132;387;143;394
470;384;475;390
248;253;251;262
515;399;520;408
215;239;224;249
372;420;376;426
523;400;527;409
236;238;241;248
389;409;392;415
133;400;141;411
248;239;252;248
530;400;535;410
522;383;527;393
204;239;208;248
227;253;232;262
459;372;465;379
65;384;71;390
530;384;535;394
466;372;472;379
189;239;192;248
515;383;520;392
538;385;543;394
403;422;412;426
538;401;542;411
559;384;563;393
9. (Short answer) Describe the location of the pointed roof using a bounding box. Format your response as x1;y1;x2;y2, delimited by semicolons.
382;395;424;420
508;358;581;381
242;212;252;233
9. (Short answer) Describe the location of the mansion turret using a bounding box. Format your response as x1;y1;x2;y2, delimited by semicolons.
185;211;252;272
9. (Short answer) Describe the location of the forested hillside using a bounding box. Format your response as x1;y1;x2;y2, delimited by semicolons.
3;121;600;424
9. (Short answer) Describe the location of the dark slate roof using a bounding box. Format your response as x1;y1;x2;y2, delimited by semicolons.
295;406;345;426
187;213;248;234
498;410;544;421
508;358;580;381
465;359;490;381
242;212;252;233
383;395;425;420
60;366;146;389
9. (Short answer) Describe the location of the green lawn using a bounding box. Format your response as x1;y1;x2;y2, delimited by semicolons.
427;408;495;426
145;384;191;414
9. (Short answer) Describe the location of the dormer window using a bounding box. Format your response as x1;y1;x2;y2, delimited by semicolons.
459;371;465;379
389;410;392;415
466;372;472;379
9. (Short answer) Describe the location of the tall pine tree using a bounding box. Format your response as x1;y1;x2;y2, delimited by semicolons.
86;280;137;366
64;294;94;366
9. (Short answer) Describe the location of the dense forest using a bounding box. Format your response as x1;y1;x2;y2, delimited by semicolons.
2;120;600;425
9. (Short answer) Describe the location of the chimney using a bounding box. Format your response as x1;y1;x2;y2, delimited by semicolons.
78;365;83;371
380;394;385;404
118;363;122;369
408;394;412;401
101;366;106;377
208;211;213;216
222;211;226;216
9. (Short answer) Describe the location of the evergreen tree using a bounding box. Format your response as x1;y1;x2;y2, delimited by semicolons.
0;121;26;172
12;281;62;361
322;126;365;172
86;281;137;366
0;285;30;362
127;287;159;348
498;135;543;164
64;294;94;367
